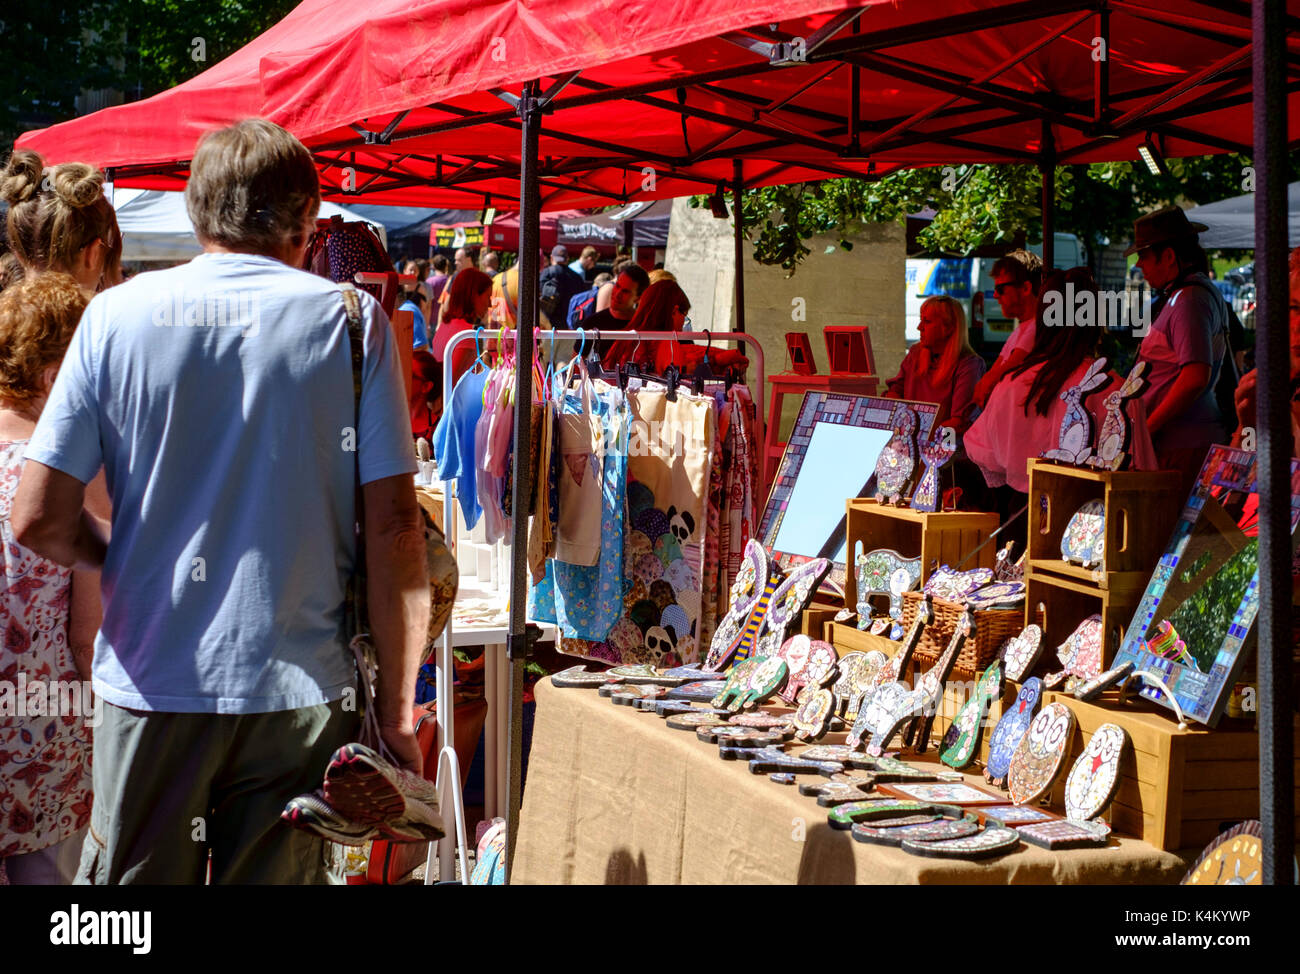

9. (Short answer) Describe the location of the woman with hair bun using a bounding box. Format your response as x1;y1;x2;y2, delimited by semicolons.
1;149;123;294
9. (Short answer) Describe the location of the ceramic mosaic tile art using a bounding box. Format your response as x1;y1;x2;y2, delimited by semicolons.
729;712;796;731
922;566;995;602
712;655;789;712
979;805;1057;826
1063;722;1128;821
1000;625;1044;683
827;800;957;829
874;404;919;505
791;685;837;741
1060;499;1106;569
910;426;956;513
798;780;877;807
831;651;888;721
1182;820;1262;885
1112;448;1300;726
775;634;839;703
1007;702;1076;805
665;680;729;702
846;598;933;748
697;724;789;747
757;393;939;584
1041;358;1108;465
704;541;776;671
746;747;844;776
879;781;1007;806
1054;615;1104;684
900;825;1022;859
665;711;730;730
940;660;1004;769
607;663;692;686
1086;360;1149;472
985;677;1043;787
551;665;617;688
1016;819;1111;849
852;816;979;846
1071;661;1134;702
964;582;1026;610
855;549;923;625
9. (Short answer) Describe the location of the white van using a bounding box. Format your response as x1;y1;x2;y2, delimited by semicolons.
904;234;1087;355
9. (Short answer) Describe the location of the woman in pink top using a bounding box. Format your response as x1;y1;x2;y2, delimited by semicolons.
884;296;985;436
966;268;1157;506
0;275;108;884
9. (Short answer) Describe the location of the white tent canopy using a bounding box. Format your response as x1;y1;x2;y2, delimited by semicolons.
112;188;387;262
1182;181;1300;250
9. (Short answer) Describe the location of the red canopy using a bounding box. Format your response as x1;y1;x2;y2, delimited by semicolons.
19;0;1300;207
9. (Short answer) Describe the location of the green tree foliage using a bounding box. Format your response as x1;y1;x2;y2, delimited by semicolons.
3;1;297;152
700;153;1299;275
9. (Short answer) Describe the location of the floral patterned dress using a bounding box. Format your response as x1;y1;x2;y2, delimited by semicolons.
0;440;92;858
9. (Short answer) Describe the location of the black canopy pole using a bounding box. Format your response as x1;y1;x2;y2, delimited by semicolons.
1040;120;1056;269
733;158;746;340
505;78;542;879
1253;0;1294;887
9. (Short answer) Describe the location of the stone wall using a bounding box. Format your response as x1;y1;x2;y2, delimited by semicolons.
665;197;907;439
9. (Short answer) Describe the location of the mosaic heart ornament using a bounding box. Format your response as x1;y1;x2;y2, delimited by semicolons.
1008;701;1077;805
999;625;1044;683
831;651;888;722
1072;661;1134;702
940;660;1004;769
985;677;1043;787
853;815;980;846
900;825;1022;860
551;665;617;688
1064;722;1129;821
1060;499;1106;569
978;804;1058;827
1181;820;1263;886
1017;819;1111;850
1056;615;1104;682
775;634;839;704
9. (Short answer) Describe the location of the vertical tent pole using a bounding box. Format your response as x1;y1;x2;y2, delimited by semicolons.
505;79;542;880
1253;0;1294;887
1040;121;1056;270
733;159;746;342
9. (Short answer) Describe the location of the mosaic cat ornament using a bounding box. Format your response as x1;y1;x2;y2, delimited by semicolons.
862;611;973;756
1088;360;1148;471
873;404;918;505
910;426;956;513
1042;358;1108;465
940;660;1004;769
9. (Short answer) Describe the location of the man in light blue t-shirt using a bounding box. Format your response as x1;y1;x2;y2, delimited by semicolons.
12;120;429;884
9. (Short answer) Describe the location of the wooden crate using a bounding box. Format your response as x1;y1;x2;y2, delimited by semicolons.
1036;689;1300;851
1024;570;1146;672
825;620;902;658
1025;460;1183;578
801;601;839;639
843;499;999;615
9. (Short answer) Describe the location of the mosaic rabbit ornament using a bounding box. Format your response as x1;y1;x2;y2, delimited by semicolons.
1087;361;1149;471
874;405;918;505
1042;358;1108;465
910;426;956;513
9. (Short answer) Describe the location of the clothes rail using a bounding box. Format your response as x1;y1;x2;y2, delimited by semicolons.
427;327;766;882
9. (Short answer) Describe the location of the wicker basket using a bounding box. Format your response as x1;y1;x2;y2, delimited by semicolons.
902;590;1039;676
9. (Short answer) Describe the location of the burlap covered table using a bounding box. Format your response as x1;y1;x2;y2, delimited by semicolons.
512;677;1188;884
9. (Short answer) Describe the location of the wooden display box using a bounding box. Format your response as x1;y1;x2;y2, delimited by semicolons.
844;499;999;614
1023;460;1183;671
918;677;1016;764
1036;688;1300;852
801;602;839;639
825;620;902;658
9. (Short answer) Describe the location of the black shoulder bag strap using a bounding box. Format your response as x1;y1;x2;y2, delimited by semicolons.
340;283;369;641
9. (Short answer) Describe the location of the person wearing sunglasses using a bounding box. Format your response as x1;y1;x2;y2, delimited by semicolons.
971;248;1042;409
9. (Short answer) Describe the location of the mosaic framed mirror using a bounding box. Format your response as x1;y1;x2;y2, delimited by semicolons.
1111;447;1300;727
758;393;939;587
